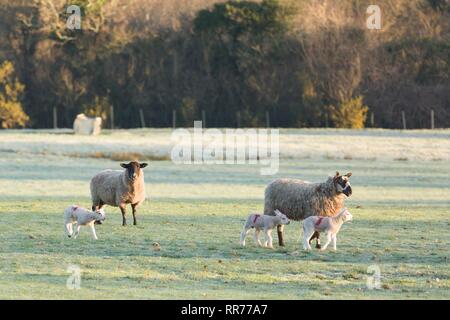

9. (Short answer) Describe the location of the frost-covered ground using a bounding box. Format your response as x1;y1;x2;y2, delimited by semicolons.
1;128;450;161
0;129;448;299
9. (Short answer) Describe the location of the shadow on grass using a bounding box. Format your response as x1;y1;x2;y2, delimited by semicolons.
0;212;447;267
2;196;450;207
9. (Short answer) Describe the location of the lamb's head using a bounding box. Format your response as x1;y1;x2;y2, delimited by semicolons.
341;208;353;222
333;172;352;197
274;209;290;225
120;161;148;181
95;208;106;223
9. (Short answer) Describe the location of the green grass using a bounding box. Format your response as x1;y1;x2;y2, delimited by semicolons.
0;131;449;299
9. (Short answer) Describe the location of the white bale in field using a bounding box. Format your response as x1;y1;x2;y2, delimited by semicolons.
73;114;102;135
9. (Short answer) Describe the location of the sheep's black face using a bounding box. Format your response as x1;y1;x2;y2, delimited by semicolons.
120;161;148;181
334;171;352;197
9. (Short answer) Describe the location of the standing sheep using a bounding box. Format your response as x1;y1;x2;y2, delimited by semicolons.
90;161;148;226
264;172;352;247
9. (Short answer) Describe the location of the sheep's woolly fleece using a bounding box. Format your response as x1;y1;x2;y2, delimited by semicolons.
264;177;345;220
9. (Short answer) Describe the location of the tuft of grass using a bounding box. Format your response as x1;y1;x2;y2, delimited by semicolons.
109;152;170;162
73;151;171;161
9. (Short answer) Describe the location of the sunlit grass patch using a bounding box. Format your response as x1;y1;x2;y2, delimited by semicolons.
0;130;449;299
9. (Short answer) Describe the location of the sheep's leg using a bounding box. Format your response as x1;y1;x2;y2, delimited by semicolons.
314;232;321;249
316;236;321;249
308;231;321;249
320;232;332;251
131;203;138;226
240;228;250;247
254;230;262;247
92;200;104;212
277;224;285;247
93;201;105;225
332;235;337;251
119;203;127;226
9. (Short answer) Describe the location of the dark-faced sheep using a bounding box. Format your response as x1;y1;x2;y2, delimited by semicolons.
90;161;148;226
263;172;353;247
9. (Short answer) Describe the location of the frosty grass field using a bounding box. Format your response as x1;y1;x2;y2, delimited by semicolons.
0;128;449;299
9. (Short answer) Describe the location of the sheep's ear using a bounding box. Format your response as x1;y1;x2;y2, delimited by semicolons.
345;172;352;177
120;163;129;168
333;171;340;180
140;163;148;168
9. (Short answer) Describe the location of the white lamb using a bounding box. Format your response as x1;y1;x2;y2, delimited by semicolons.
64;205;106;240
240;210;290;249
302;208;353;251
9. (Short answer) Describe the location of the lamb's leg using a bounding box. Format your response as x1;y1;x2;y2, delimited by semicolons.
265;229;273;249
332;234;337;251
303;225;314;250
119;203;127;226
65;223;73;238
240;228;250;247
254;230;262;247
131;203;138;226
90;224;98;240
303;222;314;250
73;225;81;239
263;229;269;247
303;233;313;250
320;232;332;251
277;224;285;247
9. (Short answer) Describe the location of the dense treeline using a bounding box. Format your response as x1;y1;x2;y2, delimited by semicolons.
0;0;449;129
